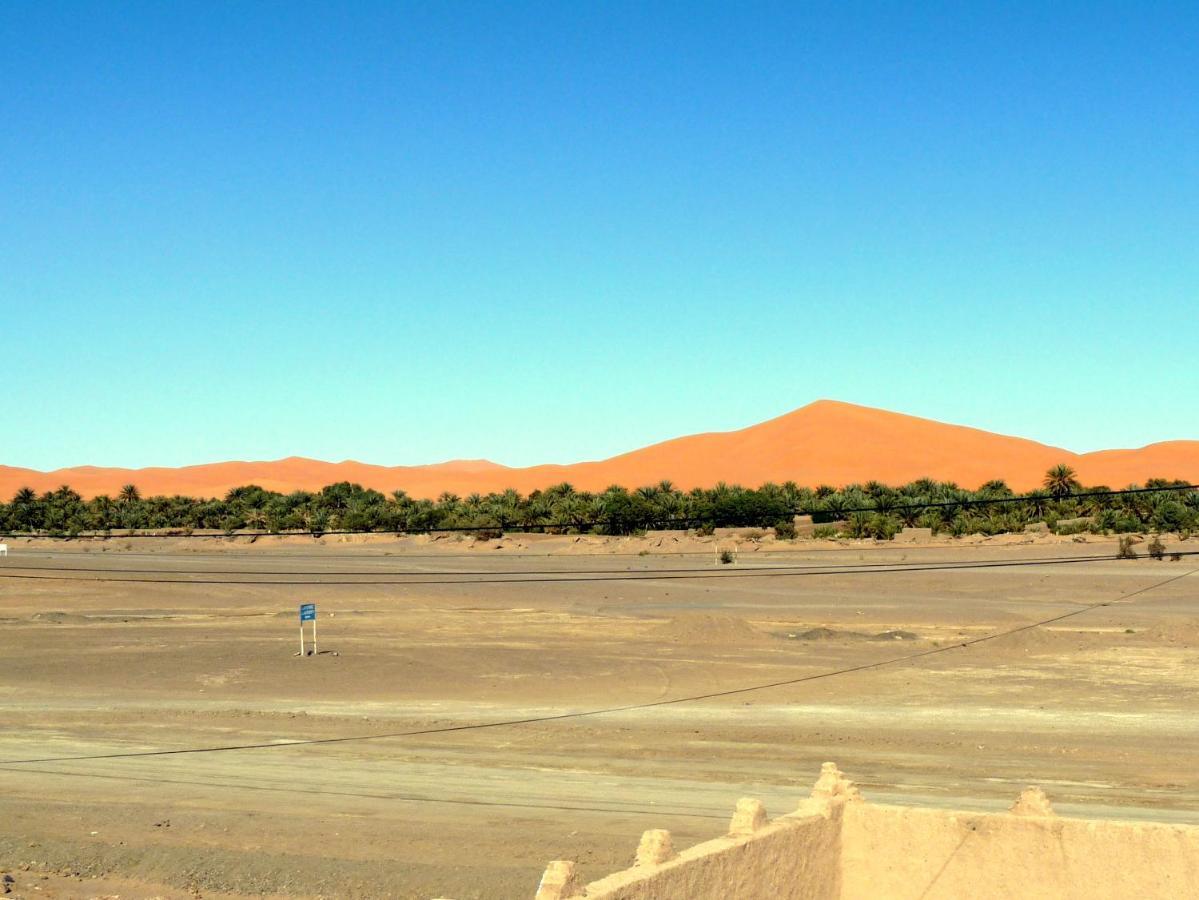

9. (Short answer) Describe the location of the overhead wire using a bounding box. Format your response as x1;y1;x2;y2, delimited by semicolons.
0;550;1194;585
1;483;1195;540
2;564;1192;767
0;548;1165;577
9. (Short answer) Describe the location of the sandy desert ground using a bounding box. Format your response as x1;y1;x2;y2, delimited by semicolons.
1;531;1197;898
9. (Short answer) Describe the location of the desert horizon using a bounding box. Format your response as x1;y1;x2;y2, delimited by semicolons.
4;399;1197;501
7;6;1199;897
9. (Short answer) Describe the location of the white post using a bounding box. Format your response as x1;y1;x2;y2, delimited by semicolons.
299;624;305;657
312;616;318;656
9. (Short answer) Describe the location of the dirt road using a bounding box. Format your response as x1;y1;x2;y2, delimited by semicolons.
1;534;1196;898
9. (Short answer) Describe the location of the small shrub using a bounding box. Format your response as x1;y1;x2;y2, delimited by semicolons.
1055;519;1092;536
846;512;873;539
740;529;765;542
873;514;902;541
812;525;839;540
1117;536;1139;559
1109;514;1142;533
695;523;715;537
773;521;797;540
948;514;972;537
719;549;735;565
1170;552;1183;561
473;528;503;541
1147;535;1166;560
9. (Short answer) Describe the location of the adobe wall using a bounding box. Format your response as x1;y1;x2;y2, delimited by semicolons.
528;765;1199;900
536;762;859;900
840;799;1199;900
567;804;841;900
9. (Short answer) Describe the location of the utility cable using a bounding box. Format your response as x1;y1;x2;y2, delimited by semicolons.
0;551;1193;585
1;566;1191;767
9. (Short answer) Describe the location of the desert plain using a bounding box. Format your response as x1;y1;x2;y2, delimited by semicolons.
1;531;1197;899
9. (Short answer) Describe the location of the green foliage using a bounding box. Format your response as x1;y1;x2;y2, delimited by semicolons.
873;514;902;540
1054;518;1093;536
1117;536;1139;559
718;549;734;565
1;475;1195;543
845;512;872;539
1043;464;1081;499
773;521;797;540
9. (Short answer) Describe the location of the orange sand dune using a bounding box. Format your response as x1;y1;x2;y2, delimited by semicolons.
2;400;1196;500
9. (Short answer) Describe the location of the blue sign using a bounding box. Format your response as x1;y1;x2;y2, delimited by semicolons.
299;603;316;621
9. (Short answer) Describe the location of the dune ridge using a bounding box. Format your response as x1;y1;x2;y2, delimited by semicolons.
3;400;1196;500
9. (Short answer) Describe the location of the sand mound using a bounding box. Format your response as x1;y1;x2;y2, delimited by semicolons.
989;626;1101;655
778;627;921;642
30;611;91;624
1141;620;1199;647
5;399;1197;499
650;614;767;645
872;629;921;641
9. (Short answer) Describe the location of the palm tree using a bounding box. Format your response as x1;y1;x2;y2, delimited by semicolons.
1043;464;1081;499
11;486;39;531
978;479;1013;498
119;484;141;505
89;495;117;530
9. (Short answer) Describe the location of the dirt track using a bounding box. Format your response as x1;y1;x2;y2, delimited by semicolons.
1;533;1197;898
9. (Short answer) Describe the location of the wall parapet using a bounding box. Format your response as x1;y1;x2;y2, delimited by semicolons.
523;763;1199;900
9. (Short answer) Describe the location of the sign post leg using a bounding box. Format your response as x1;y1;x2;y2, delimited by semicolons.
312;617;318;655
300;624;305;657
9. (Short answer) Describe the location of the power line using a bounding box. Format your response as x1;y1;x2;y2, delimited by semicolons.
2;483;1195;540
2;566;1192;767
1;550;1193;585
4;540;1139;560
0;765;731;821
0;548;1154;577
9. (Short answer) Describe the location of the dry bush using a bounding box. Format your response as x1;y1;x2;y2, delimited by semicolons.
774;521;797;540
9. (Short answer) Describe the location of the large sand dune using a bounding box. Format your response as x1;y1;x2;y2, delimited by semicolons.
4;400;1197;499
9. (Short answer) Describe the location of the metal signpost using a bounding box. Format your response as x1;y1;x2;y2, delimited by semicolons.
299;602;317;656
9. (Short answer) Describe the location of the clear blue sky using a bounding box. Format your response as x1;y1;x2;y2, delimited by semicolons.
3;2;1196;470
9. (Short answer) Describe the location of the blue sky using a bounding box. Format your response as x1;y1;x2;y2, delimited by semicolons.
2;2;1196;470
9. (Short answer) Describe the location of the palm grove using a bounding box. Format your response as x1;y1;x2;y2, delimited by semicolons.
2;466;1196;539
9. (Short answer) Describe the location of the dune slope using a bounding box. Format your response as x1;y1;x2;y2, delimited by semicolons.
2;400;1196;499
